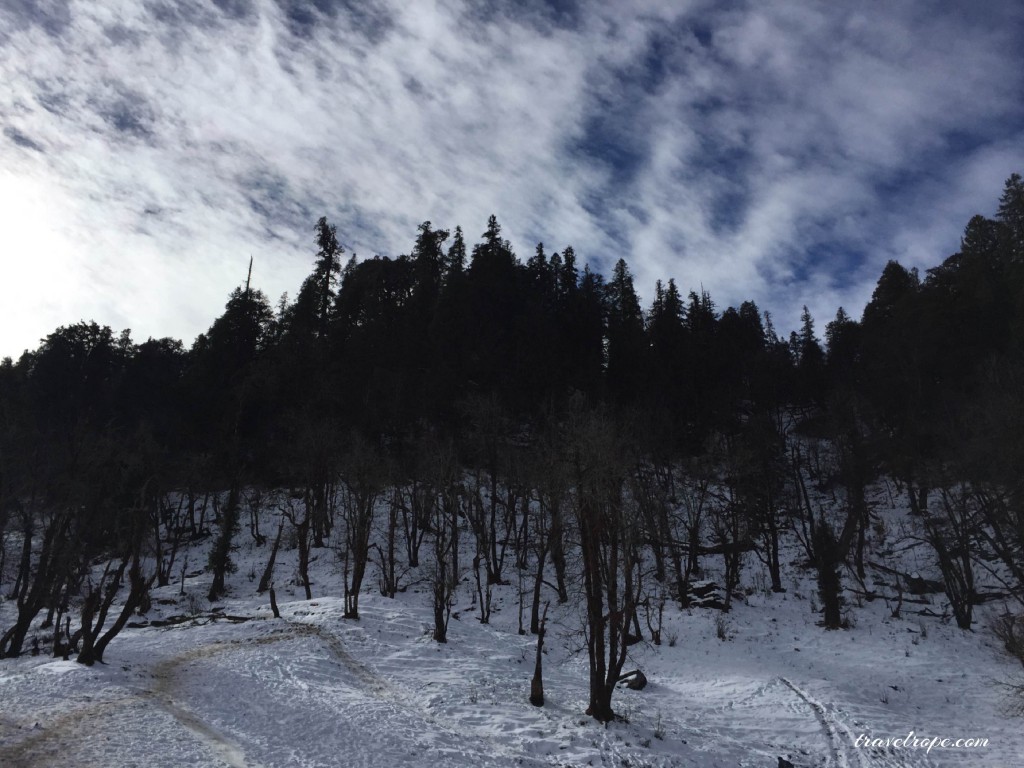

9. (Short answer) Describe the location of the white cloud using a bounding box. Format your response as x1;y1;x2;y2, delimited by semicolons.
0;0;1022;356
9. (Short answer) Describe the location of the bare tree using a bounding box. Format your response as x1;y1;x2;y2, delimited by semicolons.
207;485;241;602
258;519;285;594
0;507;73;658
921;486;978;630
375;487;405;598
971;485;1024;607
709;435;752;612
397;477;430;569
524;437;570;634
677;464;712;607
244;487;267;546
152;493;188;588
76;539;154;666
462;395;513;586
567;407;642;722
283;494;313;601
339;433;385;619
730;414;790;594
630;461;673;586
427;439;460;643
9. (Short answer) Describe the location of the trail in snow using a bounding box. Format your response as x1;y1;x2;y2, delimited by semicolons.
780;676;858;768
147;695;257;768
282;616;548;767
0;624;388;767
777;675;942;768
0;694;128;767
0;629;298;768
142;630;307;768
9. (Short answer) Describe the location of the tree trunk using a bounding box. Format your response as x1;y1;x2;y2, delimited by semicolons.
208;485;240;602
529;603;549;706
258;521;284;594
269;586;280;618
814;520;844;630
93;555;153;663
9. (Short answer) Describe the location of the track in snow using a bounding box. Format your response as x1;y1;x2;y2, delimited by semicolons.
780;676;862;768
0;629;297;768
282;617;548;767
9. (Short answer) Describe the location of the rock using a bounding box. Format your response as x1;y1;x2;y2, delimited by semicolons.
617;670;648;690
625;671;647;690
906;573;944;594
688;581;727;609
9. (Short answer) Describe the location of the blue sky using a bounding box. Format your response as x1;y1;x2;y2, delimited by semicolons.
1;0;1022;357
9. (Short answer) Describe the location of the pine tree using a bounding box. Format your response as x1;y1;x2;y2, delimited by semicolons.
794;306;825;403
527;242;550;290
557;246;579;301
604;259;645;402
862;261;919;326
824;306;859;387
470;215;516;278
997;172;1024;259
959;214;1003;261
444;225;467;278
412;221;449;294
308;217;345;338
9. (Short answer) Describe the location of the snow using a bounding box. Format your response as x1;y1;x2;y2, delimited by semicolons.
1;483;1021;767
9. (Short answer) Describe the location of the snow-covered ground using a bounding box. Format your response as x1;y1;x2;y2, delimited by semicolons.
1;484;1021;767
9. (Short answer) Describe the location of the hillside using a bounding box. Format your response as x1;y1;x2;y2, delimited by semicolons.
1;479;1018;768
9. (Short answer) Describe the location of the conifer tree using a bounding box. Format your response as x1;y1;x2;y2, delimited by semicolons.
824;306;859;388
444;225;467;277
794;306;825;402
291;217;344;340
604;258;645;402
997;172;1024;259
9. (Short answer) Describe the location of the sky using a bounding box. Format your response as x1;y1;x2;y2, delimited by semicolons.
1;0;1022;358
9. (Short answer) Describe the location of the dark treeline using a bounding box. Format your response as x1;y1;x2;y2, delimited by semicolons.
1;173;1023;720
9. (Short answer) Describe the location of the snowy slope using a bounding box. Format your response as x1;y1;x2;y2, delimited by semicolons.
1;483;1020;768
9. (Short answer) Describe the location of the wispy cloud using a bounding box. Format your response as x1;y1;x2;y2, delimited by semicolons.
0;0;1022;356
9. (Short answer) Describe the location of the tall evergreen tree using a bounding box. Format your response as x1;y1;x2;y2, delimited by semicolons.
412;221;449;296
469;215;516;279
646;278;687;445
290;217;344;341
997;172;1024;260
718;300;766;406
794;306;825;403
466;216;521;402
604;259;645;402
682;289;721;445
824;307;859;389
430;226;472;418
444;225;467;277
556;246;580;302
